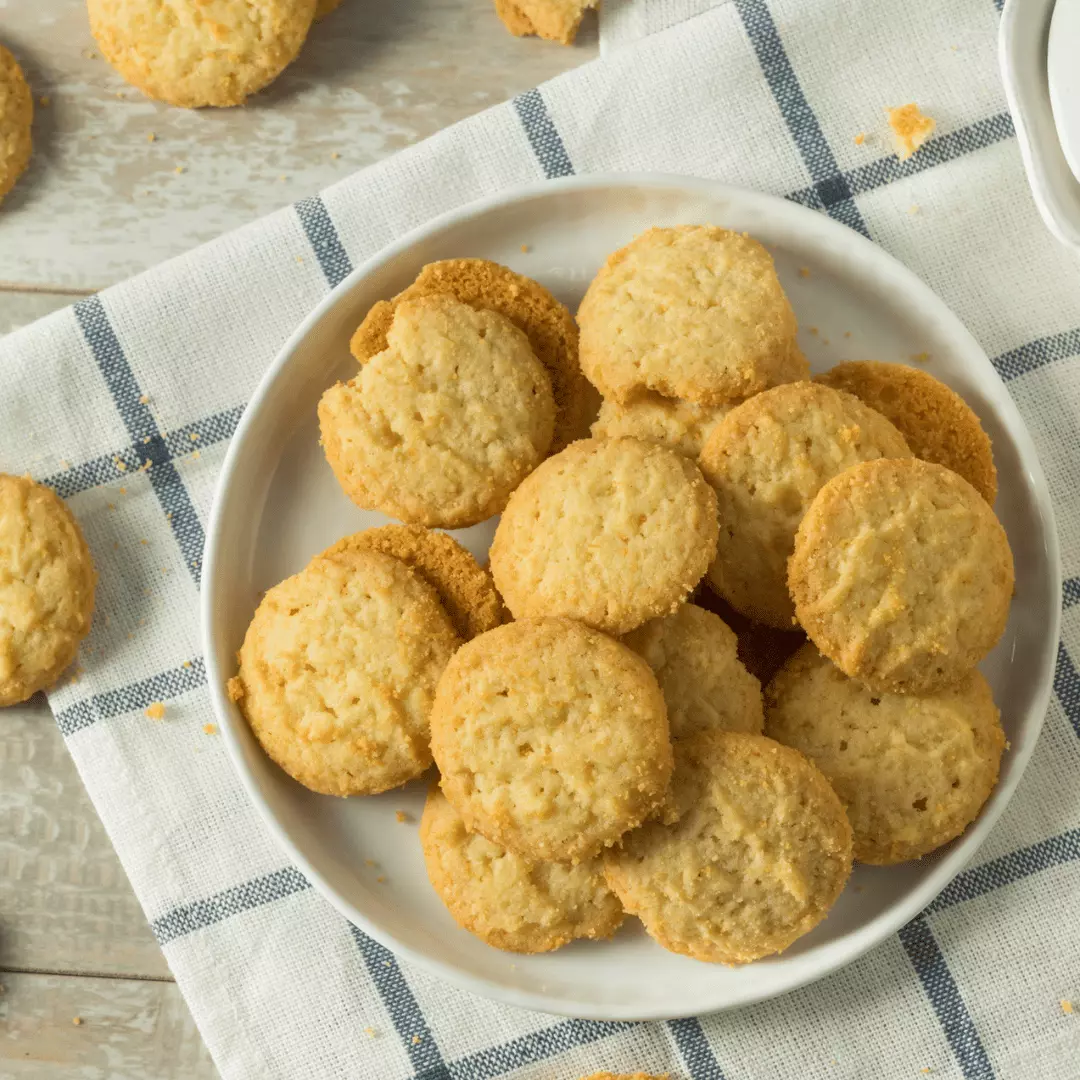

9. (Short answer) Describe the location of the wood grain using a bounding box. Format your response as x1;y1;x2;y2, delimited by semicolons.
0;291;78;337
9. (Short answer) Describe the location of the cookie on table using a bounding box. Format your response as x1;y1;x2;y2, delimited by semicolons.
0;475;96;707
0;45;33;206
421;785;624;953
87;0;317;109
591;393;731;459
816;360;997;504
227;547;460;796
622;604;763;740
577;226;809;406
323;526;505;640
493;0;598;44
789;459;1014;695
765;644;1006;863
604;730;852;964
699;382;912;629
351;258;584;452
430;618;672;863
490;437;718;635
321;294;555;528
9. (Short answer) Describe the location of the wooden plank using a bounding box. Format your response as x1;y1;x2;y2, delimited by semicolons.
0;695;170;980
0;0;596;292
0;971;218;1079
0;290;79;337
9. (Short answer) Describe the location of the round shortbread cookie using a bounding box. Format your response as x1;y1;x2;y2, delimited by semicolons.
87;0;317;109
0;45;32;205
591;393;731;458
699;382;912;629
765;644;1006;864
622;604;763;740
603;730;852;964
320;294;555;528
430;618;672;863
789;458;1014;695
322;526;505;640
489;437;718;635
351;259;584;452
420;785;624;953
493;0;597;44
0;475;96;707
228;547;460;796
816;361;997;504
576;226;809;405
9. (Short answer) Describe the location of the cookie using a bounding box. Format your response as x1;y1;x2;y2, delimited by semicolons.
228;547;460;796
816;361;997;503
351;259;583;452
321;294;555;528
0;475;96;707
604;730;852;964
490;437;718;635
577;226;809;405
493;0;597;44
0;45;33;205
622;604;763;740
699;382;912;628
591;393;731;458
420;785;624;953
322;526;505;640
87;0;317;109
430;618;672;863
790;459;1014;694
765;644;1006;863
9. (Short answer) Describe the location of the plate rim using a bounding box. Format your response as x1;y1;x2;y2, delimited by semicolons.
201;172;1062;1020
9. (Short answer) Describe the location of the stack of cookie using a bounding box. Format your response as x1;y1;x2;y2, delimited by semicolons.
229;224;1016;966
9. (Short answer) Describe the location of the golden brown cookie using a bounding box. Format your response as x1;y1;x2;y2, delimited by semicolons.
229;547;460;796
322;526;505;641
789;459;1014;695
490;438;718;635
0;475;96;707
699;382;912;628
591;393;731;458
765;644;1006;863
577;226;809;406
816;361;997;504
351;259;583;453
87;0;317;109
493;0;598;44
421;785;624;952
0;45;33;205
430;618;672;863
321;294;555;528
622;604;763;740
604;730;852;964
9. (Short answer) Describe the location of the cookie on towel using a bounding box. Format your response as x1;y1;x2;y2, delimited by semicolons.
0;475;97;707
591;393;731;458
0;45;32;205
699;381;912;629
430;618;672;863
489;437;718;635
321;294;555;528
421;785;624;953
789;458;1014;695
228;547;460;796
88;0;317;108
765;644;1006;863
603;730;852;964
577;226;808;405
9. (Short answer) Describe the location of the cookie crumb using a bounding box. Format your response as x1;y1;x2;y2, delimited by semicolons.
920;1069;932;1075
798;267;811;278
520;243;531;253
376;875;387;883
853;132;865;146
147;132;156;142
107;502;116;511
119;487;127;495
203;723;218;735
140;538;148;545
114;458;127;472
183;660;192;669
331;151;341;160
808;326;819;335
39;94;51;107
910;352;931;363
72;1016;82;1026
139;394;149;404
295;256;304;264
174;165;185;174
1062;999;1074;1015
909;204;921;215
279;174;287;182
189;432;200;441
363;1027;377;1038
887;103;936;160
192;450;201;459
145;702;166;720
411;1035;422;1045
364;859;377;867
395;810;410;823
844;331;852;338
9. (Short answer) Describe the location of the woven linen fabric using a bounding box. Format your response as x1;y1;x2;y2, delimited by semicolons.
2;1;1079;1077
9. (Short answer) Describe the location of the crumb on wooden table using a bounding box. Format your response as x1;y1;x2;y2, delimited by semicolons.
72;1016;83;1026
147;132;156;142
886;103;936;160
145;702;166;720
174;165;185;174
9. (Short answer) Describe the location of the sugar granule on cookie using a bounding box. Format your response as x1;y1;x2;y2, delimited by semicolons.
0;45;33;205
887;103;936;160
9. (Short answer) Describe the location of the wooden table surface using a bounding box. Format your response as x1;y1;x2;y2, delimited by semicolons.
0;4;595;1075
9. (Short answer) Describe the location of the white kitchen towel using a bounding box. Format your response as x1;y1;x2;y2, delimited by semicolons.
2;1;1079;1078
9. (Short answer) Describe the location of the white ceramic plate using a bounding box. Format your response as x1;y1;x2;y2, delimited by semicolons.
203;175;1060;1020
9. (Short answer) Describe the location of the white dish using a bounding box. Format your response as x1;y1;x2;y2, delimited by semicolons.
1000;0;1080;252
1048;0;1080;183
202;174;1060;1020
